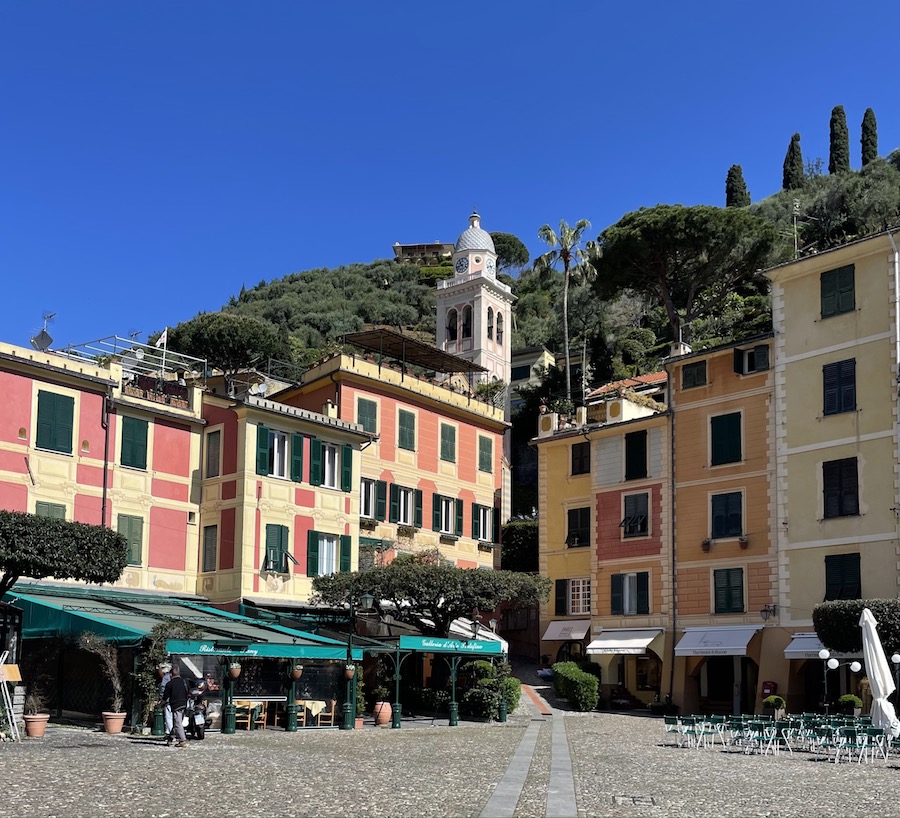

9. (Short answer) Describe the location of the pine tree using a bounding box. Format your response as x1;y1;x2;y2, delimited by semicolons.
783;133;804;191
829;105;850;174
861;107;878;167
725;165;751;207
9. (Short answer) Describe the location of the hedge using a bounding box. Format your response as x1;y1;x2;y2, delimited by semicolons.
813;598;900;654
552;661;599;711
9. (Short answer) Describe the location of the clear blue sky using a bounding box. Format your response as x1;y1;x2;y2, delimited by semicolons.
3;1;899;349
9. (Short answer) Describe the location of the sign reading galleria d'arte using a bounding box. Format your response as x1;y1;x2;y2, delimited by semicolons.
399;635;504;654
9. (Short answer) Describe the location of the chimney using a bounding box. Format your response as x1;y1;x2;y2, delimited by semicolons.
323;399;338;418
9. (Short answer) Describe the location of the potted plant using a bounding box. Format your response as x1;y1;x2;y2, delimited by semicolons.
761;694;786;719
372;685;392;727
79;632;127;733
23;687;50;738
228;661;242;678
290;663;304;681
838;693;863;716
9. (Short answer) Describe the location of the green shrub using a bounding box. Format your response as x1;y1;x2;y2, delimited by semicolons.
460;684;499;719
500;676;521;713
762;695;786;710
839;693;862;708
462;660;497;682
552;661;599;711
813;598;900;655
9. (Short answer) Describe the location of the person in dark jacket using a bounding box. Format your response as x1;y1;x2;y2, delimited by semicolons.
160;664;189;747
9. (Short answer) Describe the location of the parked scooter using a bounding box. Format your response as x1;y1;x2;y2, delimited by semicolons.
184;679;207;739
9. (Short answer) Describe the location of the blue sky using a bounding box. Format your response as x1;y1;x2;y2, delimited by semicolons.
3;1;899;349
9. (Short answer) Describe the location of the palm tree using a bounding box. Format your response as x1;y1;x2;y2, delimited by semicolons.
535;218;593;404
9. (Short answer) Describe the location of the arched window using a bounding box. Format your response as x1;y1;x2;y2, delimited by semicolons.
496;313;504;346
446;309;458;342
487;307;494;340
462;305;473;339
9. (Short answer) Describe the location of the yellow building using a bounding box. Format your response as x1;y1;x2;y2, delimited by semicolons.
768;232;900;711
666;337;778;715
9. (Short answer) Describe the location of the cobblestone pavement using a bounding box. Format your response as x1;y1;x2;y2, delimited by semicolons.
6;707;900;817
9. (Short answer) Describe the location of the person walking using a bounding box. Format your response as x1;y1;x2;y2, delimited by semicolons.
158;663;173;743
160;664;190;748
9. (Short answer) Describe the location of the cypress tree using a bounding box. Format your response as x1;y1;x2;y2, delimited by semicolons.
783;133;804;191
725;165;751;207
861;107;878;167
829;105;850;174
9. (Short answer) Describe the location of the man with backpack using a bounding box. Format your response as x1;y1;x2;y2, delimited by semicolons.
159;664;189;748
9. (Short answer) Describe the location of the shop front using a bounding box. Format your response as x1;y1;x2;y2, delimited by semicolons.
540;619;591;665
586;628;665;709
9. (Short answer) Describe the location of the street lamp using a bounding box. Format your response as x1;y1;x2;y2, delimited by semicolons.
819;648;861;714
891;653;900;706
341;589;374;731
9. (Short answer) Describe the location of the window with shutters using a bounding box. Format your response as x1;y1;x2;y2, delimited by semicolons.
322;443;339;489
36;390;75;454
258;427;289;478
711;491;743;538
713;567;744;614
117;514;144;566
682;361;707;389
307;530;350;576
360;478;376;519
202;525;218;572
571;441;590;476
357;398;377;434
568;578;591;615
823;457;859;518
821;264;855;318
440;423;456;462
478;436;493;473
824;552;861;600
624;430;647;480
823;359;856;416
392;485;418;526
263;524;291;573
621;493;649;538
611;572;650;615
710;412;741;466
437;495;456;535
398;410;416;451
316;533;338;576
472;503;493;541
734;345;770;375
120;416;148;470
205;429;221;478
35;501;65;519
566;507;591;547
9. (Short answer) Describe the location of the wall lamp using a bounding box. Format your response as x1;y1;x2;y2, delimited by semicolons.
759;604;777;622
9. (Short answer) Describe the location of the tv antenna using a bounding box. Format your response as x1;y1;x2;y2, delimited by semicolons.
30;312;56;352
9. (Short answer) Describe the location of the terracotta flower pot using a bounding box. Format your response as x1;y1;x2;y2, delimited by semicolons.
23;713;50;738
373;701;392;727
344;666;356;680
229;664;242;678
291;666;304;680
102;712;127;734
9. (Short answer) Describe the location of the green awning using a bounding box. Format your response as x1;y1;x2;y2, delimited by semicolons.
5;585;363;660
399;635;504;655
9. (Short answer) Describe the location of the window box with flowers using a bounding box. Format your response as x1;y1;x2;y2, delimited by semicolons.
397;524;417;540
477;541;494;553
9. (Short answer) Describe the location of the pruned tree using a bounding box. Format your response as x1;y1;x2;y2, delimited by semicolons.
311;549;550;638
861;107;878;167
490;232;530;273
534;219;594;404
591;205;777;345
0;511;128;597
829;105;850;174
783;133;804;191
725;164;751;207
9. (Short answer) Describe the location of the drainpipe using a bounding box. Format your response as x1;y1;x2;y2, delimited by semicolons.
665;364;677;706
100;386;112;527
888;231;900;384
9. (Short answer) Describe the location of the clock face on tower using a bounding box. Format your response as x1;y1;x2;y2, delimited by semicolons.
485;258;495;274
455;257;469;274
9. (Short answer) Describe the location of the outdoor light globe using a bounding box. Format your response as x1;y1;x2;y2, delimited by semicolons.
818;649;831;661
827;658;840;670
849;661;862;673
892;653;900;666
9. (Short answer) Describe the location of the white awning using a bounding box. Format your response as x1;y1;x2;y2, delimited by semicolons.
675;625;761;657
784;633;862;660
586;628;664;656
542;619;591;641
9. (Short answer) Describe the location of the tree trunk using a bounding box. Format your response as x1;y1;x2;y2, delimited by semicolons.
563;265;571;403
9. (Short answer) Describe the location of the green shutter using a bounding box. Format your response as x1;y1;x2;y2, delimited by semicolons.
472;503;480;540
636;572;649;615
256;424;270;475
837;265;855;314
455;499;463;536
710;413;741;465
399;410;415;450
611;574;624;615
414;489;423;528
825;553;861;600
624;430;647;480
555;579;568;616
290;433;304;482
121;416;148;470
118;514;143;566
202;525;217;572
821;269;838;317
36;391;74;454
357;398;377;434
375;481;387;521
389;483;399;523
432;493;442;531
440;424;456;462
265;524;286;572
307;530;319;577
492;506;500;544
341;444;353;492
36;501;65;519
478;437;492;472
309;437;322;486
339;535;351;572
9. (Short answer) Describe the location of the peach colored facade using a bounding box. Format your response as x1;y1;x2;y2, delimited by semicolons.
0;341;204;594
278;354;507;570
668;338;778;715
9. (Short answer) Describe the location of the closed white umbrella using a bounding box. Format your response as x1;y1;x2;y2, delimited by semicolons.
859;607;900;737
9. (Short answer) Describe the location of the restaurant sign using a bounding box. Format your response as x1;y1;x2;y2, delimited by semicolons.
399;635;504;655
165;639;363;660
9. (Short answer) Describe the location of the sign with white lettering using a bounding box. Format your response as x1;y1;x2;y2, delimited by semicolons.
399;635;504;655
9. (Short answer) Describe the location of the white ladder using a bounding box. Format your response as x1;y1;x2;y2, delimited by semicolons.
1;650;21;741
